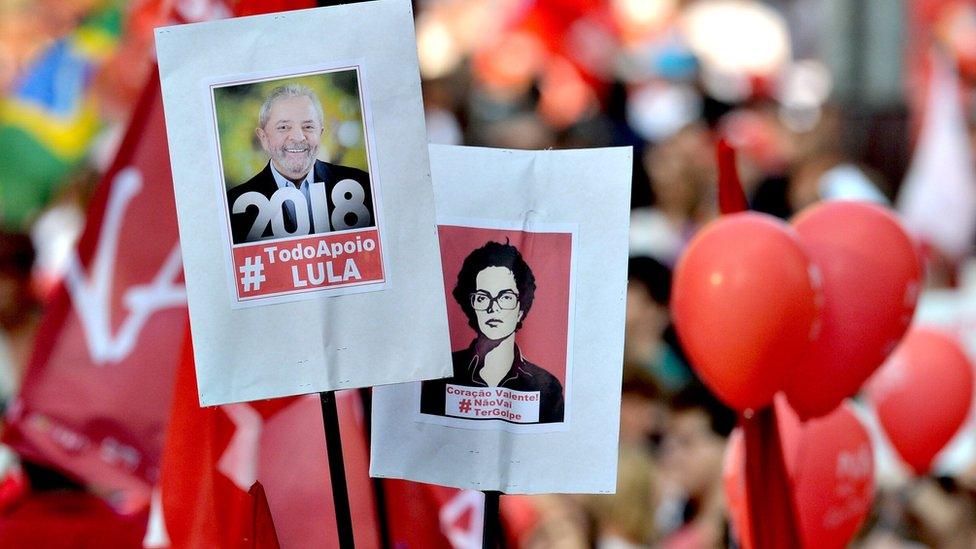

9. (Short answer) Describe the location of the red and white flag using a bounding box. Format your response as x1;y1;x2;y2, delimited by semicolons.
3;68;186;512
383;479;538;548
146;328;382;548
898;51;976;261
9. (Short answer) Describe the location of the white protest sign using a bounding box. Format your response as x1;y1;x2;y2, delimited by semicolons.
370;145;632;494
155;1;451;405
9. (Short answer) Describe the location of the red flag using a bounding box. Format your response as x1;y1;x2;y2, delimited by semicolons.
384;480;466;548
898;51;976;261
234;0;316;17
3;67;185;512
147;327;244;548
0;491;148;546
383;480;538;548
716;139;748;215
149;327;381;548
246;482;281;549
711;140;800;549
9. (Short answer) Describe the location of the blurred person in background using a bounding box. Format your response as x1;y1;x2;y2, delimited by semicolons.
859;476;976;549
521;493;592;549
631;123;716;265
423;78;465;145
625;256;692;394
0;232;36;410
479;110;556;151
856;487;924;549
583;365;667;548
585;444;660;549
903;476;976;549
739;105;890;220
618;365;667;453
659;383;736;549
787;155;889;212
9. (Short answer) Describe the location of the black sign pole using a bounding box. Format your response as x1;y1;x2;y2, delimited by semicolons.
482;490;502;549
320;391;355;548
359;388;392;549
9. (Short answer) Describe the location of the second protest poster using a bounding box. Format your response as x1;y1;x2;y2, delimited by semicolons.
372;145;632;494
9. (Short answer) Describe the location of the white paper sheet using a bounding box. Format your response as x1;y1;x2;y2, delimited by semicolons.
371;145;632;494
155;1;451;405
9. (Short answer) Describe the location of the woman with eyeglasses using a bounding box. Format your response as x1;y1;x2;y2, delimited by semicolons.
420;240;565;424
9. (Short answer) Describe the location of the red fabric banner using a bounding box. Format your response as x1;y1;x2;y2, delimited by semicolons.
151;329;381;548
383;479;537;548
3;70;186;511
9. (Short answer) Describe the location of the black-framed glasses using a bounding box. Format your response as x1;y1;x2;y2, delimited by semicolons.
470;290;519;311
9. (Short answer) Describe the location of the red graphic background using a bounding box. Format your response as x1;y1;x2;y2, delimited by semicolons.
438;225;572;386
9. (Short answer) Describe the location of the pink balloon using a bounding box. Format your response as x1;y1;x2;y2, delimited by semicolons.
672;212;822;411
784;201;921;420
867;328;974;475
724;399;874;549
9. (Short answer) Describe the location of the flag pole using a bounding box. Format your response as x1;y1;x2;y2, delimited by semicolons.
320;391;355;548
482;490;502;549
359;388;392;549
714;140;800;548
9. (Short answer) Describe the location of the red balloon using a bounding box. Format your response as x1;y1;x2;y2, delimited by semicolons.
867;328;974;475
724;399;875;549
784;201;922;420
672;213;822;411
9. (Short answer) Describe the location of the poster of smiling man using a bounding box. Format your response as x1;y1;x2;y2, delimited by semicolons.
215;69;382;302
372;145;632;494
156;1;451;405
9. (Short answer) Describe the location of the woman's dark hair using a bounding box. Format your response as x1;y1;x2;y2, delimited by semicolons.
453;240;536;332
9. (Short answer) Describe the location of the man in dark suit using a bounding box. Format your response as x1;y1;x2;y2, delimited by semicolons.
227;84;374;244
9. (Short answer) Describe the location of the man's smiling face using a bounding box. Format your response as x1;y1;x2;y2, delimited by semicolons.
256;95;323;182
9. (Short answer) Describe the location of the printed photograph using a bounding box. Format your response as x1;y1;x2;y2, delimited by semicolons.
420;225;573;426
211;68;376;245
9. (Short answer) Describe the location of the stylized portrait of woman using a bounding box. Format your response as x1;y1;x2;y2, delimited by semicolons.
421;240;565;424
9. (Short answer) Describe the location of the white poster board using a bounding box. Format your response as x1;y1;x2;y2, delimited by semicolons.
155;1;450;405
370;145;632;494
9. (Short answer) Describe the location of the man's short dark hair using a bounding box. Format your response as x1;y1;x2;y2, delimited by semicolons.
453;240;536;332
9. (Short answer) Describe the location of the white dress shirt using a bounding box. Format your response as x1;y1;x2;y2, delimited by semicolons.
269;162;317;233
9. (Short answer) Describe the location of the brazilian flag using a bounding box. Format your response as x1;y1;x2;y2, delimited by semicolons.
0;4;121;230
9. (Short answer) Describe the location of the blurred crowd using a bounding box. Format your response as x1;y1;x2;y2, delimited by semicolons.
3;0;976;547
419;0;976;547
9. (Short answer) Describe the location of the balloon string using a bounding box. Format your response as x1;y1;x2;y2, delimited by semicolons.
716;139;749;215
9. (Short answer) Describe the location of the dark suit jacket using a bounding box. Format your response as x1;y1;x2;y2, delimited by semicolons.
226;160;374;244
420;340;565;424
